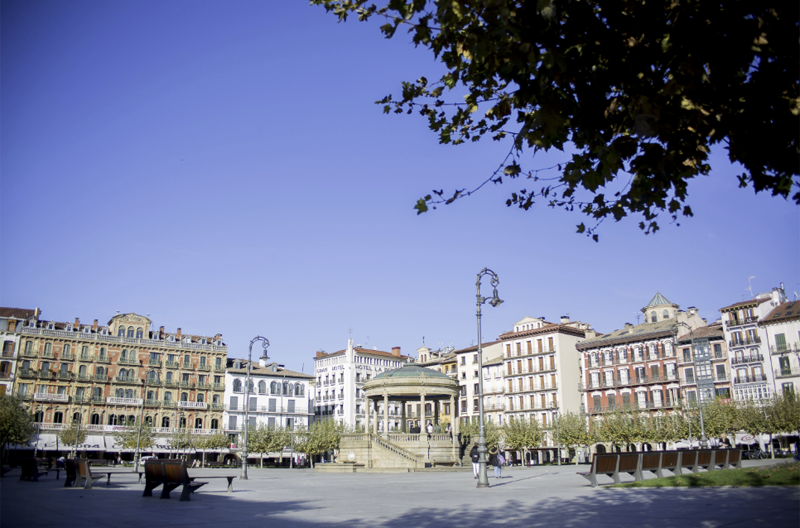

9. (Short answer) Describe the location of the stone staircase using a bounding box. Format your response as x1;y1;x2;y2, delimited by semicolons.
370;435;422;468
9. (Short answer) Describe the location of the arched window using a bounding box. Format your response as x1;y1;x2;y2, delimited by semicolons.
247;379;254;393
34;411;44;422
63;344;70;356
127;328;134;338
108;415;118;425
211;418;219;430
93;387;102;399
116;388;124;398
194;418;203;429
121;349;128;360
79;365;87;375
72;412;81;423
100;347;107;359
270;381;279;394
128;415;136;424
118;326;125;337
233;379;242;392
53;412;63;424
295;384;304;397
650;311;657;322
181;392;188;402
283;381;290;395
125;389;133;399
91;413;100;425
212;394;219;404
44;343;52;355
662;309;669;319
179;416;187;428
258;381;267;394
162;417;170;427
147;390;156;400
164;391;172;402
166;371;173;381
148;370;157;381
95;366;104;377
145;416;153;425
197;393;204;403
136;328;143;338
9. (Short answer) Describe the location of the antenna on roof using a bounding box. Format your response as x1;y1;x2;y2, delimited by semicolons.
634;311;641;324
748;276;756;300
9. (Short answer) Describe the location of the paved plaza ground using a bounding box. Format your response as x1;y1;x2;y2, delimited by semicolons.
1;460;797;528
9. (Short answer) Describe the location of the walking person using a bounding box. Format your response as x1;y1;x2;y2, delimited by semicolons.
488;445;502;479
470;443;480;479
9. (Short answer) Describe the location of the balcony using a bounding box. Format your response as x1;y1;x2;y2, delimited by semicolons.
60;351;74;361
771;343;800;355
148;358;162;367
213;365;225;373
38;370;55;380
579;373;679;391
582;400;683;414
96;354;110;363
728;336;761;349
21;348;37;358
118;357;140;365
181;362;194;370
78;354;94;362
177;401;207;410
115;375;139;384
165;361;179;369
1;350;16;359
179;381;195;388
197;382;211;389
145;399;160;407
212;383;224;391
162;400;177;409
775;367;800;379
106;397;143;406
164;379;179;387
733;375;767;384
211;403;224;411
76;374;93;382
731;354;764;365
33;392;68;403
725;316;758;328
94;374;108;382
198;364;210;371
91;396;105;404
57;371;73;381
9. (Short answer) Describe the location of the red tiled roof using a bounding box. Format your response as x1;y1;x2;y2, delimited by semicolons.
454;340;502;354
676;323;725;343
0;307;36;319
315;347;413;360
760;301;800;326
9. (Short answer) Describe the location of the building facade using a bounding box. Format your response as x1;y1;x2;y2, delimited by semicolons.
223;359;313;433
719;286;787;402
455;341;503;424
577;294;706;418
0;308;37;396
758;299;800;397
313;340;412;430
675;323;732;405
13;311;228;455
501;316;589;433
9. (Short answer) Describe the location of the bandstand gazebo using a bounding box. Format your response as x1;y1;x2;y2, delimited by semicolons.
324;364;463;472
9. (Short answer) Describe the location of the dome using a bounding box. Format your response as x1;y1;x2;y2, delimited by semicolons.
373;364;451;380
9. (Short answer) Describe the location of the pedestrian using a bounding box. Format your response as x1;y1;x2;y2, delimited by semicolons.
426;422;433;434
720;433;732;449
488;445;502;479
470;443;480;479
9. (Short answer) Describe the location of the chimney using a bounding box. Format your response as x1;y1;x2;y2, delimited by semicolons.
624;322;632;328
392;347;401;357
560;316;570;324
176;328;182;340
687;307;698;316
34;307;40;320
74;317;80;328
92;319;98;331
316;351;324;358
159;326;165;338
214;333;221;341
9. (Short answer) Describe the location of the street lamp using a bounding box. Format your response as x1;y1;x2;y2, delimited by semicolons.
673;322;708;448
550;402;561;466
241;336;270;480
133;376;149;469
475;268;503;489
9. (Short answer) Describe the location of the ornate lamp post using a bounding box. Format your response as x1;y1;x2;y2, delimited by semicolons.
241;336;270;480
550;402;561;466
475;268;503;488
133;375;149;469
673;322;708;448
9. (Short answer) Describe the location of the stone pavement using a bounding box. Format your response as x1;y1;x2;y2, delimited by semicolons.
1;460;797;528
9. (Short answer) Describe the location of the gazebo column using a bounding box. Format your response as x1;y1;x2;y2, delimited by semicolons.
366;397;371;435
372;399;378;435
383;393;389;439
434;398;440;427
401;401;406;433
419;393;426;432
449;394;457;450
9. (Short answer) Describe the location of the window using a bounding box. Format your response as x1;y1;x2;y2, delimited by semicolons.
181;392;188;402
127;328;134;338
268;398;277;412
249;397;257;411
662;309;669;319
259;381;267;394
233;379;242;392
195;418;203;429
91;414;100;425
287;400;295;413
650;311;657;322
53;412;63;424
136;328;143;338
162;417;170;427
211;419;219;430
44;343;52;356
118;327;125;337
295;384;304;396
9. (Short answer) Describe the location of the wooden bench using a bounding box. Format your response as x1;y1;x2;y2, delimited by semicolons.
76;459;114;490
640;452;663;479
19;459;48;482
143;459;183;496
577;454;620;487
659;451;681;476
162;462;207;501
726;448;742;469
617;453;642;481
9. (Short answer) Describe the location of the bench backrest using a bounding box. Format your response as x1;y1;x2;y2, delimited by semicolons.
697;450;713;465
679;450;698;468
144;461;165;482
660;452;679;469
595;454;618;473
641;452;661;470
618;453;639;472
163;462;188;485
727;449;741;463
76;460;89;478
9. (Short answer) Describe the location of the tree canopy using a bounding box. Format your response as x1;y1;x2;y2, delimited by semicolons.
0;395;34;449
311;0;799;238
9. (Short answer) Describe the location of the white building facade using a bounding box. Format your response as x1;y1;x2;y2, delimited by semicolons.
455;341;504;423
0;308;37;397
758;299;800;397
223;359;313;432
313;340;412;430
719;286;787;402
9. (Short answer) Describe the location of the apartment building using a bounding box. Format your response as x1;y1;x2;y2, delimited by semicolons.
482;356;505;426
577;293;706;417
719;286;787;402
313;339;412;430
14;310;227;454
758;299;800;396
501;316;589;431
0;308;38;396
417;345;457;426
223;358;313;432
454;340;503;424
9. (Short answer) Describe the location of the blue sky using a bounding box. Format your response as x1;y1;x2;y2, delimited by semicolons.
2;1;797;374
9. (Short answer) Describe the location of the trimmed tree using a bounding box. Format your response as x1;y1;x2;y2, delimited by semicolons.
58;422;88;458
553;411;596;464
0;395;35;473
502;416;542;464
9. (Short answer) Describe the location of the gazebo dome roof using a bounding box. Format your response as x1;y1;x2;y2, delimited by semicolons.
373;364;451;380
